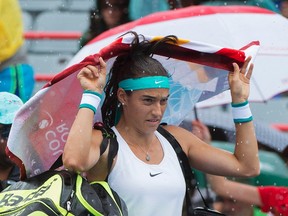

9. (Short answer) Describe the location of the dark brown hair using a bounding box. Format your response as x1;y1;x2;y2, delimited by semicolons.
101;31;178;127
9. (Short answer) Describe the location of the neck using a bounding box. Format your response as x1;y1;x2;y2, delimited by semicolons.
116;122;163;163
117;126;156;162
116;122;155;147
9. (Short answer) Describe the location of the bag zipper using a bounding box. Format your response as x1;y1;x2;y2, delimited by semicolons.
66;189;75;212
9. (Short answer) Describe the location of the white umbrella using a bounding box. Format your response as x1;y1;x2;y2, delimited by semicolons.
68;5;288;108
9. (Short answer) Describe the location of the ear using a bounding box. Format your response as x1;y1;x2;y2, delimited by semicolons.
117;88;127;105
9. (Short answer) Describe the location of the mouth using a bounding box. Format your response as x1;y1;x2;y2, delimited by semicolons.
147;119;160;125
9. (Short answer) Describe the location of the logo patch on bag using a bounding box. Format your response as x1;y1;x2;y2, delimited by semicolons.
0;176;61;209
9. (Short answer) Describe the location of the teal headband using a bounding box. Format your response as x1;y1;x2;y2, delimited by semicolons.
118;76;170;90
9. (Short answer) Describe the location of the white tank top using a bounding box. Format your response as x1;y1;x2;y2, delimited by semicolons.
108;127;186;216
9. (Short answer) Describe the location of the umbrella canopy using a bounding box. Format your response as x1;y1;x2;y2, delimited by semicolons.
181;108;288;156
68;5;288;108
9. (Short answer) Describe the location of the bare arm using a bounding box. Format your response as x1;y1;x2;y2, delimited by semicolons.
167;58;259;177
63;57;107;172
189;120;263;209
228;57;259;177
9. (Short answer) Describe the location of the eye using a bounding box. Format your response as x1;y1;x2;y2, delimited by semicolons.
143;98;153;104
160;98;168;105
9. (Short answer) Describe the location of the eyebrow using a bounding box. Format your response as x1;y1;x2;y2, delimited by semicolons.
142;94;170;99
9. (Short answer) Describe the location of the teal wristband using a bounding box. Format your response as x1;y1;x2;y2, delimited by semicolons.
231;100;253;123
79;91;102;114
231;100;248;107
79;104;97;114
233;116;253;123
83;90;103;99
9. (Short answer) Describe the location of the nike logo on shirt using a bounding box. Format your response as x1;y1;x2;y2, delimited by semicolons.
149;172;162;177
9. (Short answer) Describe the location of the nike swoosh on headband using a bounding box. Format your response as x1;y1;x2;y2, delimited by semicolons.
154;80;164;84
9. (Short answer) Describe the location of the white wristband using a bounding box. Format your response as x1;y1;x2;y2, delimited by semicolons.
79;90;102;114
231;101;253;123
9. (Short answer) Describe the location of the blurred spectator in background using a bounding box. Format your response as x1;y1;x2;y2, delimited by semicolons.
191;120;288;216
0;92;23;192
207;174;288;216
280;0;288;18
81;0;193;47
80;0;131;48
0;0;35;102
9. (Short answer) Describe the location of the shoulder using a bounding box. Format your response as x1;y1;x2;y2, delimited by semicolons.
161;124;193;137
86;125;116;181
160;124;199;153
92;123;115;151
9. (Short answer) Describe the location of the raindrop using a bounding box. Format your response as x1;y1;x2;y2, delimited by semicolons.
187;86;193;91
50;91;56;97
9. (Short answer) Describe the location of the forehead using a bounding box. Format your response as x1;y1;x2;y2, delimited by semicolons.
132;88;169;97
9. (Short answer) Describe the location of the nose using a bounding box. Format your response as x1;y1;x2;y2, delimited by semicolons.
151;102;163;117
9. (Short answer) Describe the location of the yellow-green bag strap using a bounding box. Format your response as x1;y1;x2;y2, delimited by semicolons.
75;175;103;216
90;180;123;216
